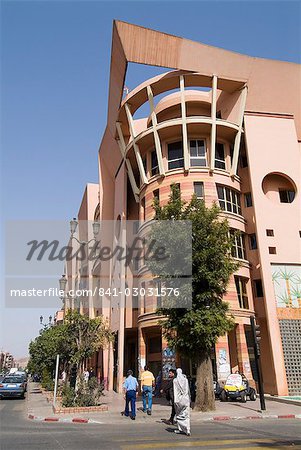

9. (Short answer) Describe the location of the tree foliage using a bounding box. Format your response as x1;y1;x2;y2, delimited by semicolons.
63;310;114;372
28;323;71;377
149;185;239;411
28;310;114;384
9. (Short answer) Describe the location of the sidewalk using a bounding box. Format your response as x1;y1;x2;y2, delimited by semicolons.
27;382;301;425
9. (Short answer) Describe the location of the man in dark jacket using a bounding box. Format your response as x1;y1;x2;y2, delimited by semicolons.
161;369;176;425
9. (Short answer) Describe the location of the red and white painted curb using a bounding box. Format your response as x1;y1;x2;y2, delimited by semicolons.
201;414;301;422
28;412;301;424
28;414;103;424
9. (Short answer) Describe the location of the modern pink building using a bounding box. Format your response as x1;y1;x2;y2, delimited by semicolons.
64;21;301;396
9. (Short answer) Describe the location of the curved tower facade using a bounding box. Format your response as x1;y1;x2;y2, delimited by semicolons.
115;70;256;388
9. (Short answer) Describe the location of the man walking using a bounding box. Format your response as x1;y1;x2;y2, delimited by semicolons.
173;368;191;436
141;365;155;415
161;368;176;425
123;369;138;420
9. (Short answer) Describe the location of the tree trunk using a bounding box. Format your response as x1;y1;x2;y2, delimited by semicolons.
193;353;215;412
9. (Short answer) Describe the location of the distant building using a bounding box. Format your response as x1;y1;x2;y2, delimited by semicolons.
0;352;14;372
64;21;301;395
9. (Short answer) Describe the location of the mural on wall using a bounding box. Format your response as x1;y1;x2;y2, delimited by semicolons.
162;347;176;380
271;265;301;308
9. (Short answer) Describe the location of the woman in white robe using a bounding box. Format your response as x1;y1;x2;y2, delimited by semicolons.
173;368;191;435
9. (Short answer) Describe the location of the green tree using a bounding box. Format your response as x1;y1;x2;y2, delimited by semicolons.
28;323;71;379
149;185;238;411
28;310;114;387
63;310;114;375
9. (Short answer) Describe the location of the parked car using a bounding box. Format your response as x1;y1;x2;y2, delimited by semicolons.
0;375;26;399
220;373;256;403
14;372;28;391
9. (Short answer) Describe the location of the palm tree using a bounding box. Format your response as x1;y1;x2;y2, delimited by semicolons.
276;291;291;308
272;270;281;286
278;268;295;307
291;285;301;308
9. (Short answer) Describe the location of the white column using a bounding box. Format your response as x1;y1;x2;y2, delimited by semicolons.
147;85;165;176
116;122;126;157
180;75;190;171
125;159;139;202
209;75;218;172
125;103;148;185
116;121;139;202
230;85;248;177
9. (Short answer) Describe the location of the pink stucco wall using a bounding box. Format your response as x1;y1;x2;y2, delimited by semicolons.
244;114;301;395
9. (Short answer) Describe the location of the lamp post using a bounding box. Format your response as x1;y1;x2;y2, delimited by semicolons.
59;274;69;314
39;315;53;332
69;218;100;244
68;218;101;317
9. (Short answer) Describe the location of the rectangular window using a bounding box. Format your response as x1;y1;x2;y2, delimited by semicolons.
215;143;226;170
234;276;249;309
151;150;159;176
168;141;184;170
217;185;241;215
217;185;225;210
153;189;159;201
230;230;246;260
249;233;257;250
266;229;274;237
193;182;204;199
279;189;295;203
269;246;277;254
244;192;253;208
171;183;180;191
189;139;206;167
254;279;264;298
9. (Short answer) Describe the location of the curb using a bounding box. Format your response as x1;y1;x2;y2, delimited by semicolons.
203;414;301;422
28;414;103;424
28;413;301;424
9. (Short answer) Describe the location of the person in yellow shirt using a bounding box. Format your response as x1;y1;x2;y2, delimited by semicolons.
141;365;155;415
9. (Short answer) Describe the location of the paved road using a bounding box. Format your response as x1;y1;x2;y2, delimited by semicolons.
0;396;300;449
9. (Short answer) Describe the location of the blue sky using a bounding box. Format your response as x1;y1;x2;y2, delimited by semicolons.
1;1;300;358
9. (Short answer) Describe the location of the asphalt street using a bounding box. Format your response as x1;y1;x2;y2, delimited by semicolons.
0;396;300;450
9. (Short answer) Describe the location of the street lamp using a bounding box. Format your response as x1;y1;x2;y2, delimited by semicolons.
59;274;67;299
69;218;100;243
63;218;101;315
39;315;53;331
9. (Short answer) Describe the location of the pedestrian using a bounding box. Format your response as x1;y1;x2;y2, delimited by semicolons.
173;368;191;436
161;368;176;424
122;369;138;420
84;368;89;383
154;370;162;397
141;365;155;415
89;367;95;380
